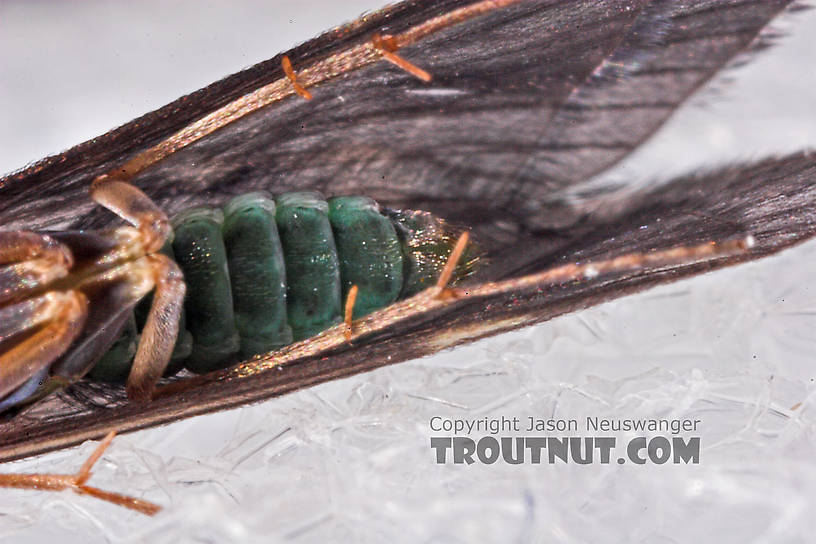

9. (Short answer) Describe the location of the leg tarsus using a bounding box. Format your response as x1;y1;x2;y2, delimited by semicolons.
282;55;313;100
371;33;432;82
344;285;359;342
75;430;116;485
76;484;162;516
434;231;469;299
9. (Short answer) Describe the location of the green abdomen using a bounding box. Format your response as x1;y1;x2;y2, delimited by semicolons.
90;192;467;380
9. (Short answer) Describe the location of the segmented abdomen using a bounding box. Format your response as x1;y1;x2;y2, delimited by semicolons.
91;191;463;381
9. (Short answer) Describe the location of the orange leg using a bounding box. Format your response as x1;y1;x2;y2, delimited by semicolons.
435;231;469;299
0;431;161;516
282;55;313;100
0;290;87;400
0;231;73;304
371;33;432;82
343;285;359;342
90;175;172;254
87;176;185;402
125;254;186;402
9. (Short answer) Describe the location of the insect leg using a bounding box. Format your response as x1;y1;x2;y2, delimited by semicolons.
344;285;359;342
90;176;172;253
125;254;185;402
0;290;87;401
31;257;180;407
371;33;432;82
435;232;470;298
281;55;313;100
0;231;73;304
66;429;119;486
0;431;161;515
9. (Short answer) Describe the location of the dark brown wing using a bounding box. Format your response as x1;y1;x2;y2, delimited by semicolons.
1;0;813;460
0;0;791;240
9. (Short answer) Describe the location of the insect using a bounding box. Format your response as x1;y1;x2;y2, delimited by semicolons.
1;0;815;525
0;187;473;412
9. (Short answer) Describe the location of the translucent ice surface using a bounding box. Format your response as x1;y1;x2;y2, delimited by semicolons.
1;2;815;543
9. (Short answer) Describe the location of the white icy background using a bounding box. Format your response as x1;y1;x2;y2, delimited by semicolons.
1;1;816;542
